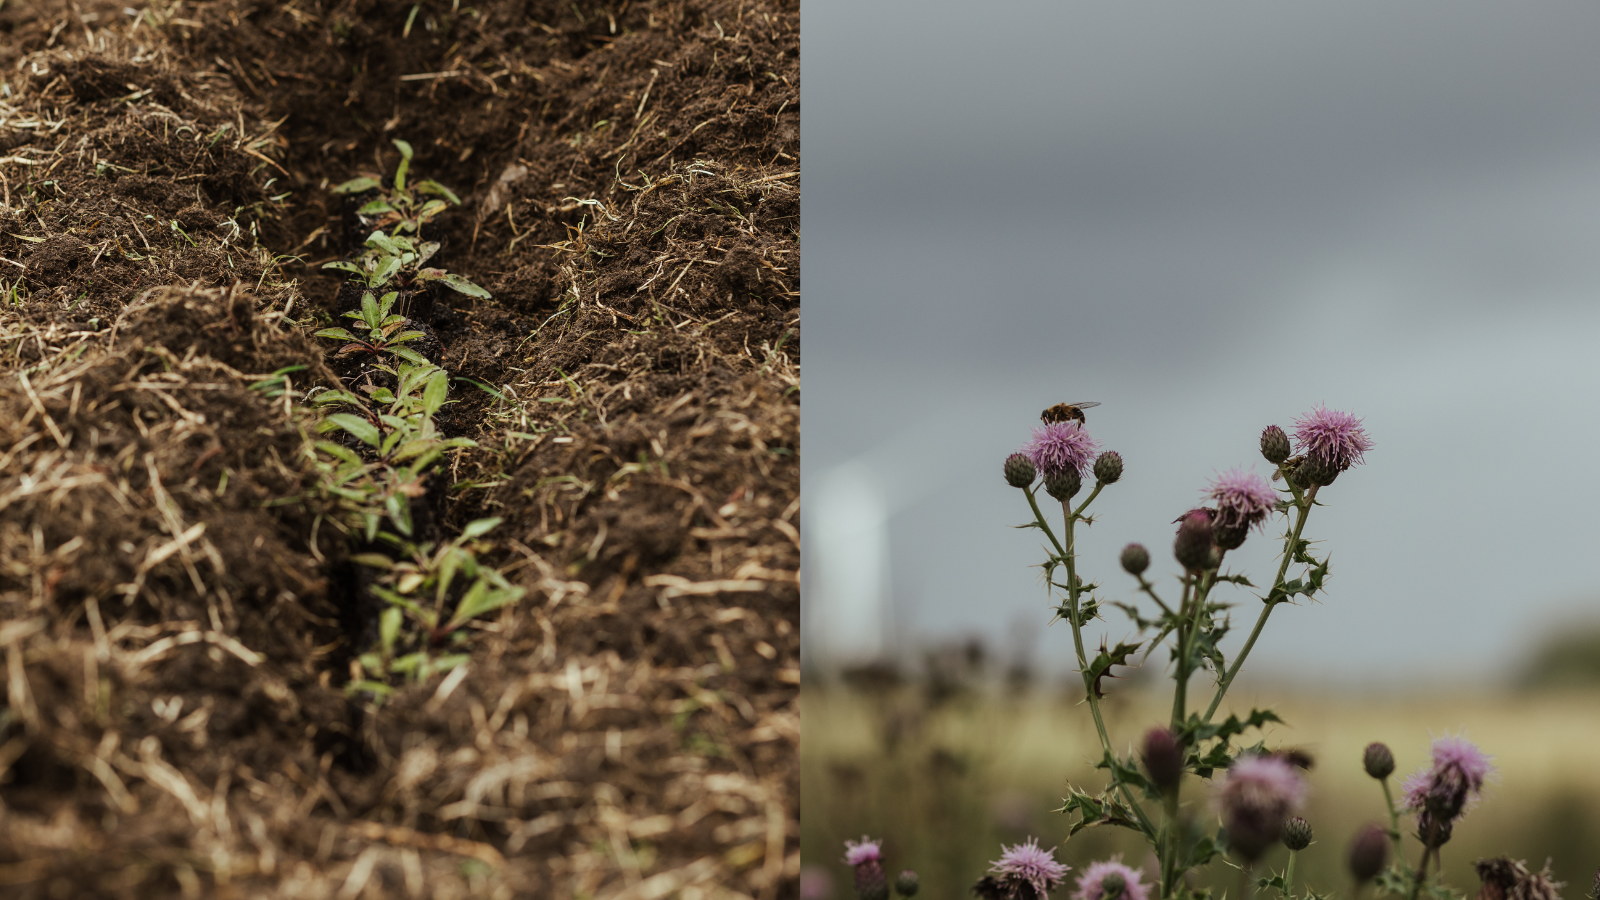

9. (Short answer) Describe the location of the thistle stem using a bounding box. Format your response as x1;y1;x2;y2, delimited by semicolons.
1407;820;1438;900
1380;778;1403;856
1170;574;1194;730
1073;482;1105;518
1161;789;1180;900
1284;850;1298;900
1201;485;1319;724
1023;485;1156;838
1134;573;1174;616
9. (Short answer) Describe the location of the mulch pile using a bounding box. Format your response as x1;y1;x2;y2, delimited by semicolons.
0;1;798;896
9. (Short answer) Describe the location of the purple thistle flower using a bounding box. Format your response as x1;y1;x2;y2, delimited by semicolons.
843;836;883;867
1292;405;1374;473
985;838;1070;898
1073;858;1150;900
1216;754;1308;862
1401;735;1494;826
1022;421;1100;479
1206;468;1278;534
845;836;889;900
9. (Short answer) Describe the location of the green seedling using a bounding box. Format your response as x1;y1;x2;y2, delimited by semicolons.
313;289;429;362
351;517;525;684
310;359;475;538
324;228;490;299
247;365;307;400
313;142;518;697
322;229;437;291
331;139;461;235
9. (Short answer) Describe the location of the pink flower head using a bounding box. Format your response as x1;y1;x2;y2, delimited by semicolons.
1022;421;1100;479
1215;754;1308;861
1401;735;1494;823
1205;468;1278;533
1292;405;1373;473
988;838;1070;898
1073;857;1150;900
842;836;882;867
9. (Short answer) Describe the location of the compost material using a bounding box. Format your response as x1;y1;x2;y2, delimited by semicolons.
0;1;798;896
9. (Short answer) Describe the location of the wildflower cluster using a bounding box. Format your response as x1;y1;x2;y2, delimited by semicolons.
1362;735;1498;900
303;143;522;694
840;402;1557;900
842;838;920;900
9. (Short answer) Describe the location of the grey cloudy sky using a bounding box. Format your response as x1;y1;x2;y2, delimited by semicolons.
801;1;1600;685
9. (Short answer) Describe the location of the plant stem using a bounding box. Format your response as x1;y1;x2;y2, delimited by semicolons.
1073;482;1105;518
1201;485;1319;724
1135;573;1174;616
1161;790;1181;900
1381;778;1403;856
1407;820;1438;900
1023;486;1156;837
1284;850;1298;900
1170;574;1193;730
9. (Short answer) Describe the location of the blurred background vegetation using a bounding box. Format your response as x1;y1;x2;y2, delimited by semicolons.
801;629;1600;900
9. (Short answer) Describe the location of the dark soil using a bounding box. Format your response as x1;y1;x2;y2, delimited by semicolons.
0;1;797;896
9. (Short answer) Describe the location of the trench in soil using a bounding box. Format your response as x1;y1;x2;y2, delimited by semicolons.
0;1;799;896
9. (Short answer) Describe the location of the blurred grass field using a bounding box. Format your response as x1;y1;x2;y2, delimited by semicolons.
802;676;1600;900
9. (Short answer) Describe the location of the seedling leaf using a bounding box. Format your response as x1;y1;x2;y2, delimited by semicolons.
392;139;413;191
436;272;491;298
461;517;503;540
321;413;380;447
423;369;450;415
333;176;382;195
414;180;461;204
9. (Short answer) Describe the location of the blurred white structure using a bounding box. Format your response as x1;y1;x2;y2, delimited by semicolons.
802;408;983;672
802;461;891;670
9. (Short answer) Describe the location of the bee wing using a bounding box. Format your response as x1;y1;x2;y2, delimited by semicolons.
1064;401;1101;409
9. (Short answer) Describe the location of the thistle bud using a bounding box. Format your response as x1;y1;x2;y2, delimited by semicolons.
1100;872;1127;900
1422;813;1454;848
855;859;889;900
1213;521;1248;552
1295;456;1337;488
1475;857;1521;900
1120;543;1150;576
1173;510;1215;571
1261;425;1291;465
1283;817;1313;851
1362;742;1395;780
1004;453;1036;488
1141;727;1184;791
1093;451;1123;485
1347;824;1389;883
1044;467;1082;502
895;870;920;898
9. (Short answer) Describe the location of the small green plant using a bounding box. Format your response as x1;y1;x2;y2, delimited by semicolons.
313;289;431;363
309;358;474;539
324;229;490;298
332;139;458;235
324;140;490;300
347;516;525;692
303;141;523;694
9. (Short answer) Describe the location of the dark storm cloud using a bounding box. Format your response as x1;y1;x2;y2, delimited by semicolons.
808;1;1600;219
802;1;1600;682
